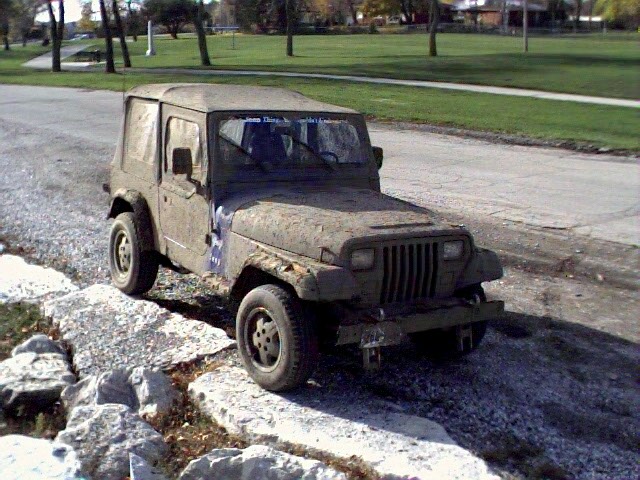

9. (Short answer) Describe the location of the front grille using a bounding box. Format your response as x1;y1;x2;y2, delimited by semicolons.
380;242;438;304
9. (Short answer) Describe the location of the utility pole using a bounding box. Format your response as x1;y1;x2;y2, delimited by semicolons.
523;0;528;52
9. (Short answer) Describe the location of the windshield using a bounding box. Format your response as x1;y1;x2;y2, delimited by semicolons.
215;114;369;171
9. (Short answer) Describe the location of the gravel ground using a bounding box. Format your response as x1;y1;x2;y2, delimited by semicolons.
1;114;638;479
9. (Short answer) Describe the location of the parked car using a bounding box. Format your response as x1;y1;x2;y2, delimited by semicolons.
106;84;504;391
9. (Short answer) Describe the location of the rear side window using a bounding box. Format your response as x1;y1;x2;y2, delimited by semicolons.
164;117;205;185
123;99;158;180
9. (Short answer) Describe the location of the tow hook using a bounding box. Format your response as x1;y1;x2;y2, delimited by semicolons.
362;345;382;370
359;308;403;370
456;324;474;352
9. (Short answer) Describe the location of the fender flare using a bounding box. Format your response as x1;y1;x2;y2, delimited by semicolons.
456;248;504;290
107;189;156;251
239;248;359;302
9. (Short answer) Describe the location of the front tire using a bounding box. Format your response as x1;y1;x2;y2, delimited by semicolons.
236;284;319;392
109;212;158;295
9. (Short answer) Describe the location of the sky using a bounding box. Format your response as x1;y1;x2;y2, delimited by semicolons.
36;0;86;23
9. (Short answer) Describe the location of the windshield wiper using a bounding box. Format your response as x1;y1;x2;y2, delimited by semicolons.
217;133;269;172
285;135;336;172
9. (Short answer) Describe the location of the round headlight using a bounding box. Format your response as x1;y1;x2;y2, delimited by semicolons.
351;248;375;271
443;240;464;260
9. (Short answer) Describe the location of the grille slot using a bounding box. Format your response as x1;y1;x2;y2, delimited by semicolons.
381;242;439;304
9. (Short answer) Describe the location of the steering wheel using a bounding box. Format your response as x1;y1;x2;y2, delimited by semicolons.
319;151;339;163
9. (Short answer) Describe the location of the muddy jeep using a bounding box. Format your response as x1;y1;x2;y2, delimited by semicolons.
106;84;504;391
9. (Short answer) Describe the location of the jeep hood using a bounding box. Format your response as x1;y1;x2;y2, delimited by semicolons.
230;187;466;263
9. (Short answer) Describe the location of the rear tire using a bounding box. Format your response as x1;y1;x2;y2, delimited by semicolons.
109;212;158;295
410;285;488;358
236;284;319;392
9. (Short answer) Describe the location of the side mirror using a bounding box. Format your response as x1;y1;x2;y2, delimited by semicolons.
372;146;384;170
172;148;192;176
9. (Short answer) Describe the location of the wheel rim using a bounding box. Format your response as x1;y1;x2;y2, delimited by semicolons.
244;307;281;373
113;230;132;276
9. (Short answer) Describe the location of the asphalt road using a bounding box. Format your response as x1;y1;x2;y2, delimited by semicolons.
1;84;637;247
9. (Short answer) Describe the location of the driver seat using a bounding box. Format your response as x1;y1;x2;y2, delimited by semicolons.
247;126;287;165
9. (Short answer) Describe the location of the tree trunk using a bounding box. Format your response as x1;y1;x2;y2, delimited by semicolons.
46;1;60;71
285;0;293;56
428;0;439;57
126;3;137;41
112;0;131;67
349;1;357;25
195;0;211;66
573;0;582;33
2;33;8;51
22;33;27;46
99;0;116;73
400;2;412;24
170;24;178;39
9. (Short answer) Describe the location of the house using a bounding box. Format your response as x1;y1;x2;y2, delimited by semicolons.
451;0;570;28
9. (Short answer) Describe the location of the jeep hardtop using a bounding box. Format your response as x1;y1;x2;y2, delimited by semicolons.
107;83;504;391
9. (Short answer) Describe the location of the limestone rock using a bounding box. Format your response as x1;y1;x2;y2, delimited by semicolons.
56;404;168;480
179;445;346;480
0;352;75;412
0;434;82;480
61;368;177;418
0;255;77;304
11;334;65;356
130;452;169;480
44;284;235;376
189;366;499;480
61;370;134;412
129;367;178;418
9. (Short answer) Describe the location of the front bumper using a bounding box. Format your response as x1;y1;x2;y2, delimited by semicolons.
335;300;504;346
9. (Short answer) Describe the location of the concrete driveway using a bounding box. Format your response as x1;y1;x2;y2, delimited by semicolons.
1;84;637;246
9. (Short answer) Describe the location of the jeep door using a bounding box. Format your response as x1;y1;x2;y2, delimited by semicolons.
158;105;210;274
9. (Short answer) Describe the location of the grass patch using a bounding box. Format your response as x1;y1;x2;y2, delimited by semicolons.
0;405;67;439
119;32;639;99
0;302;67;438
0;303;47;360
1;42;638;150
148;360;249;476
152;360;379;479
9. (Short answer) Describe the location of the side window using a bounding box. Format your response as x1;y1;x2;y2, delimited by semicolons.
164;117;205;186
123;99;158;179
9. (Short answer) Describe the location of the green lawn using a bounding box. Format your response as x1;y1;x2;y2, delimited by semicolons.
1;43;639;151
119;32;640;99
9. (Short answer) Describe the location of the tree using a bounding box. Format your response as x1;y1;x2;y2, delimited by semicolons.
112;0;131;67
362;0;401;18
46;0;64;71
595;0;640;28
427;0;438;56
98;0;116;72
9;0;40;46
77;1;96;32
194;0;210;65
143;0;192;39
346;0;359;24
285;0;293;55
0;0;13;51
125;0;138;41
573;0;583;31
